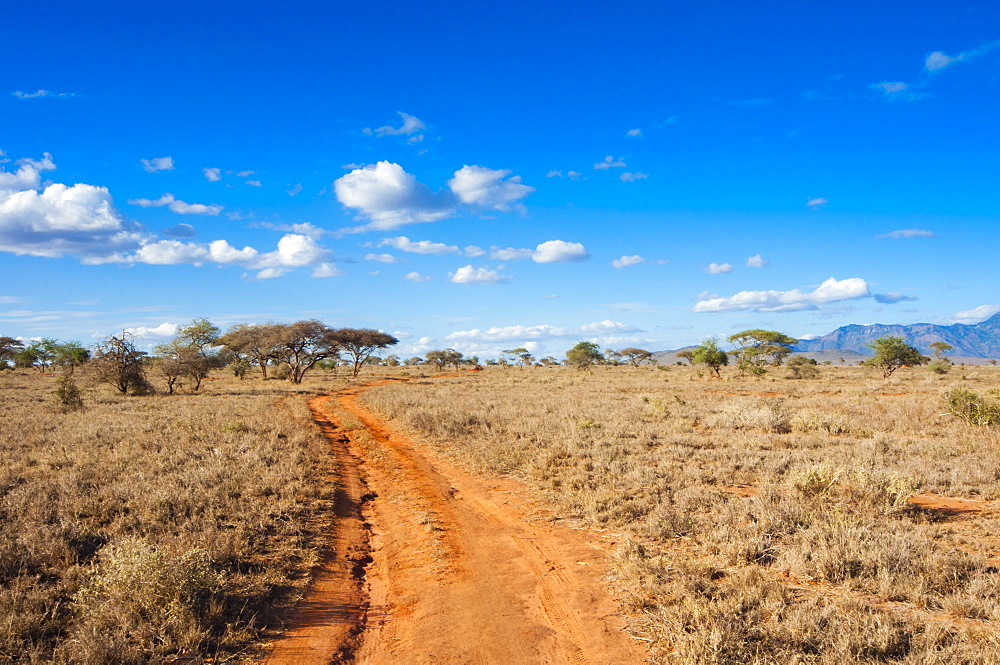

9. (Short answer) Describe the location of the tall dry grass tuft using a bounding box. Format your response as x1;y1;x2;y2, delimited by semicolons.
0;369;350;664
359;364;1000;663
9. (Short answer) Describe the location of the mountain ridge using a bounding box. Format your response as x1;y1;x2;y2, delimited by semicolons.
793;313;1000;358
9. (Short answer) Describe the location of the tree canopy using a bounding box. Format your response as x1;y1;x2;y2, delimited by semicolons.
566;341;604;369
329;328;399;377
727;329;798;377
862;336;928;378
619;347;653;368
691;339;728;377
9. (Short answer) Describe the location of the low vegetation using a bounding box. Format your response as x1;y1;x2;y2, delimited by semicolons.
0;370;349;664
360;362;1000;663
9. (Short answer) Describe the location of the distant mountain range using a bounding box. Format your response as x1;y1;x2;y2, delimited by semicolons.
793;313;1000;358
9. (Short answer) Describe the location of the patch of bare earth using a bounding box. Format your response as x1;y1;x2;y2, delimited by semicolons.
265;378;647;664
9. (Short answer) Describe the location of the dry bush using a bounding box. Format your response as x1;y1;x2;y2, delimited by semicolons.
0;370;348;664
359;364;1000;663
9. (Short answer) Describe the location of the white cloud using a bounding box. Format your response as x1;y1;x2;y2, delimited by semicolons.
626;129;642;137
363;111;426;137
580;319;638;334
256;221;328;239
446;324;572;342
876;228;936;239
447;165;535;211
312;262;345;278
619;172;649;183
0;155;146;261
806;197;828;208
594;155;627;170
379;235;458;255
925;51;963;71
334;161;455;232
365;252;401;263
139;156;175;173
405;271;431;282
532;239;590;264
951;304;1000;324
464;245;485;257
128;193;223;215
203;167;221;182
13;90;76;99
163;223;196;238
870;81;927;101
745;254;769;268
546;170;563;177
286;184;302;197
706;262;734;274
125;322;179;339
235;170;256;178
449;265;507;285
131;233;327;279
692;277;871;313
567;170;582;179
491;239;590;264
612;255;645;269
245;180;262;187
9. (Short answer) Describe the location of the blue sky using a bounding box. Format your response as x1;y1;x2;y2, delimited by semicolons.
2;1;998;358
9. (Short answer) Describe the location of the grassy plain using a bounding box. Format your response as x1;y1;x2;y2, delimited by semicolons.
0;369;356;664
360;363;1000;664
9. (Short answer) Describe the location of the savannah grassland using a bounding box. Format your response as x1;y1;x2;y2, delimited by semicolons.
0;369;361;664
5;361;1000;664
359;362;1000;664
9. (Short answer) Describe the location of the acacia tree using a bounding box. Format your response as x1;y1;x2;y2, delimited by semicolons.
90;332;154;395
218;322;284;379
566;341;604;369
502;347;535;367
862;336;928;378
152;318;221;392
425;349;463;370
271;320;341;383
329;328;399;377
727;329;797;377
691;339;728;378
0;336;24;369
619;347;653;368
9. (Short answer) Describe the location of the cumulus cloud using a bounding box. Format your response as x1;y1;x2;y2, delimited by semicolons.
363;111;426;138
873;291;917;304
806;197;828;208
203;167;221;182
255;222;329;239
140;156;175;173
746;254;769;268
876;228;936;239
0;154;146;261
619;172;649;183
546;170;563;177
706;262;734;274
334;162;455;232
405;271;431;282
612;255;645;269
594;156;627;170
364;252;401;263
692;277;871;313
245;180;262;187
125;322;179;339
491;240;590;264
446;324;572;342
448;165;535;211
128;193;223;215
548;170;583;180
464;245;485;257
312;262;345;278
626;129;642;137
951;304;1000;324
131;233;328;279
379;235;458;255
449;265;508;285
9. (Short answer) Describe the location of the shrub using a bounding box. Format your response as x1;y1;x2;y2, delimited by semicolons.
54;374;84;411
707;400;790;433
945;388;1000;427
785;356;820;379
789;409;850;434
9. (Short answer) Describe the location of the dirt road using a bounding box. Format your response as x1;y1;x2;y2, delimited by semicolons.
265;378;647;664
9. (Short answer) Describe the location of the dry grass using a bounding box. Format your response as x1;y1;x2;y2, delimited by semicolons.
359;364;1000;663
0;369;355;664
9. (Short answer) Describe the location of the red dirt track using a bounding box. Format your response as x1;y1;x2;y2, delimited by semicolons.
264;377;647;664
